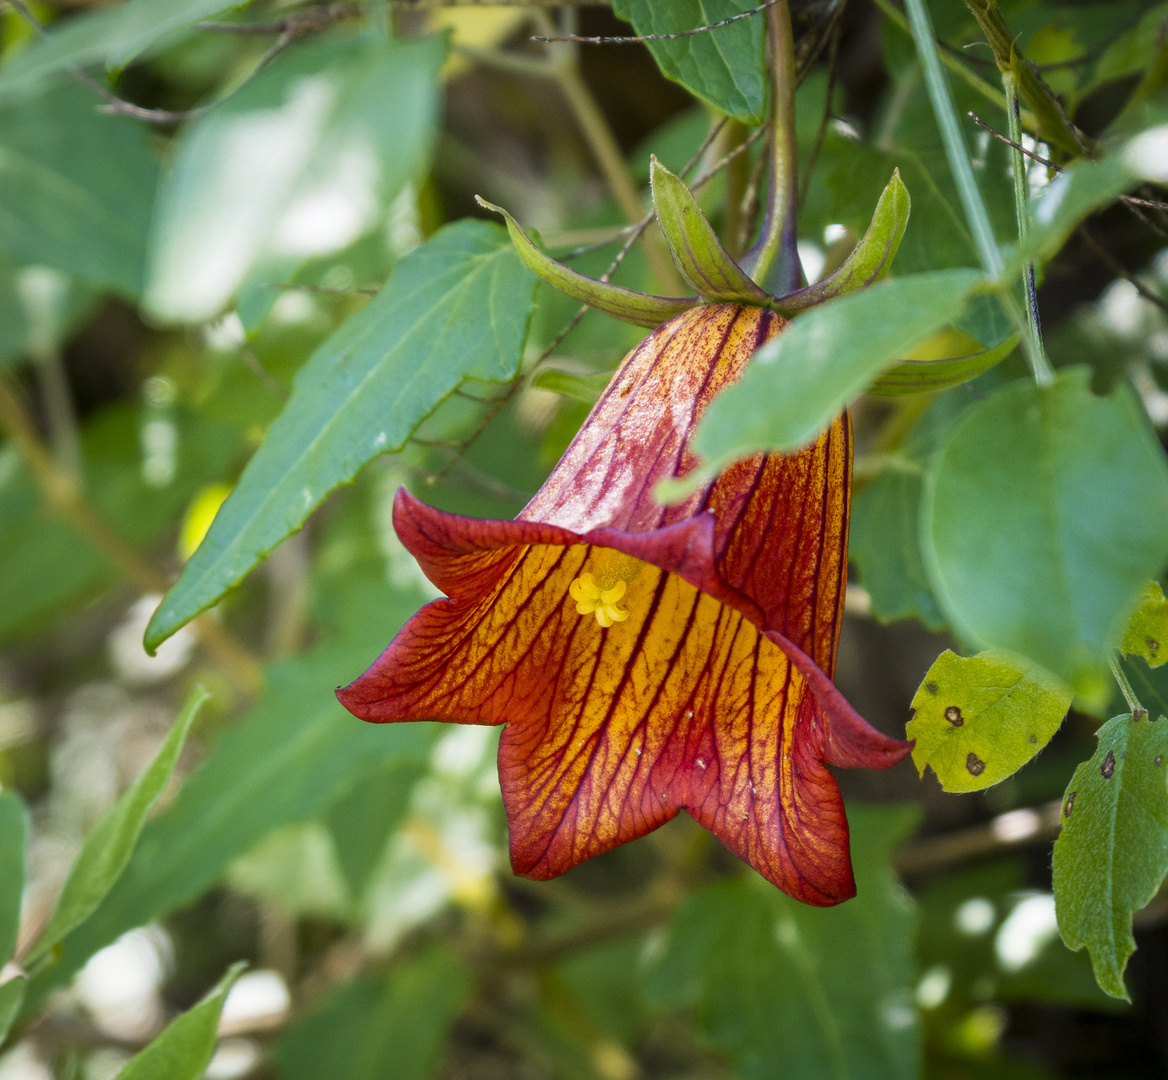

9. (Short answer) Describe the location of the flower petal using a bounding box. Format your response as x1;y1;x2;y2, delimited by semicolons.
339;541;868;904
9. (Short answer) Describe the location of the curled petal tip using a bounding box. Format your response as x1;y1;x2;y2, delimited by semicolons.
766;630;913;770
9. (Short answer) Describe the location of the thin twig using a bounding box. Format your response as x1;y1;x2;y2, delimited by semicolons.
426;116;733;486
532;0;782;43
798;9;843;209
542;10;684;292
501;889;681;966
240;348;289;402
961;0;1088;156
0;373;264;693
895;802;1063;877
196;2;363;35
7;0;296;125
968;111;1168;212
1078;224;1168;318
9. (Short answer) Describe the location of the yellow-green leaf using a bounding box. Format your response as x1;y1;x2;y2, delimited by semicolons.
907;650;1073;792
1121;581;1168;668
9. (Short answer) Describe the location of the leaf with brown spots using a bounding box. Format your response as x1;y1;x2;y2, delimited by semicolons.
1053;712;1168;1000
907;649;1072;792
1121;581;1168;669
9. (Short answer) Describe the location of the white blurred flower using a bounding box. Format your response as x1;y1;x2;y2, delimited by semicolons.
996;893;1058;972
108;596;195;687
1098;279;1151;340
82;1048;131;1080
955;897;995;936
1126;124;1168;182
0;1043;51;1080
363;728;501;953
75;926;172;1041
218;971;290;1036
797;241;825;285
206;1038;262;1079
916;964;952;1009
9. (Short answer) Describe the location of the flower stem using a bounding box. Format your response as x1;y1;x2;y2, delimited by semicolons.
870;0;1028;125
0;372;263;694
718;118;751;259
903;0;1003;281
1004;70;1055;387
748;0;800;294
960;0;1085;157
1110;654;1147;719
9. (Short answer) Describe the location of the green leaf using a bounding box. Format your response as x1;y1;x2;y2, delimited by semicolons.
686;268;983;479
274;945;471;1080
611;0;768;125
907;649;1073;792
852;467;944;629
144;33;445;323
922;367;1168;700
325;756;423;898
145;220;536;651
0;0;242;97
645;806;920;1080
851;392;976;631
0;976;24;1047
1121;580;1168;668
1052;712;1168;1000
480;197;694;328
649;157;767;305
775;170;911;315
0;84;159;296
25;686;210;964
113;961;246;1080
35;634;437;1005
0;791;27;963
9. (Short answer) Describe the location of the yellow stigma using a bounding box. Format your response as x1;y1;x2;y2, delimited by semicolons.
568;549;644;628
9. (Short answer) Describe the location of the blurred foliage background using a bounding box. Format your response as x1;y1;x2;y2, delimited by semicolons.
2;0;1168;1077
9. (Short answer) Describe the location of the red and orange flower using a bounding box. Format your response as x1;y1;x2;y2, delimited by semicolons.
339;160;913;905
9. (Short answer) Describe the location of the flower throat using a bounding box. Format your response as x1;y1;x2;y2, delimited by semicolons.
569;548;645;628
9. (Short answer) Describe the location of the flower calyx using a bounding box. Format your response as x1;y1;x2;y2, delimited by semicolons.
477;161;911;326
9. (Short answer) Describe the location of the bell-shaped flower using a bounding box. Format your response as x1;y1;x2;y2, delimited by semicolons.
340;273;913;902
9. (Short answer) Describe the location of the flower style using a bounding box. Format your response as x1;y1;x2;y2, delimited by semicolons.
339;293;912;905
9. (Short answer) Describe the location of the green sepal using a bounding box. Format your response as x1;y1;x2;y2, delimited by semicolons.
649;156;769;305
531;368;614;403
773;170;910;315
869;332;1017;395
476;196;696;328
